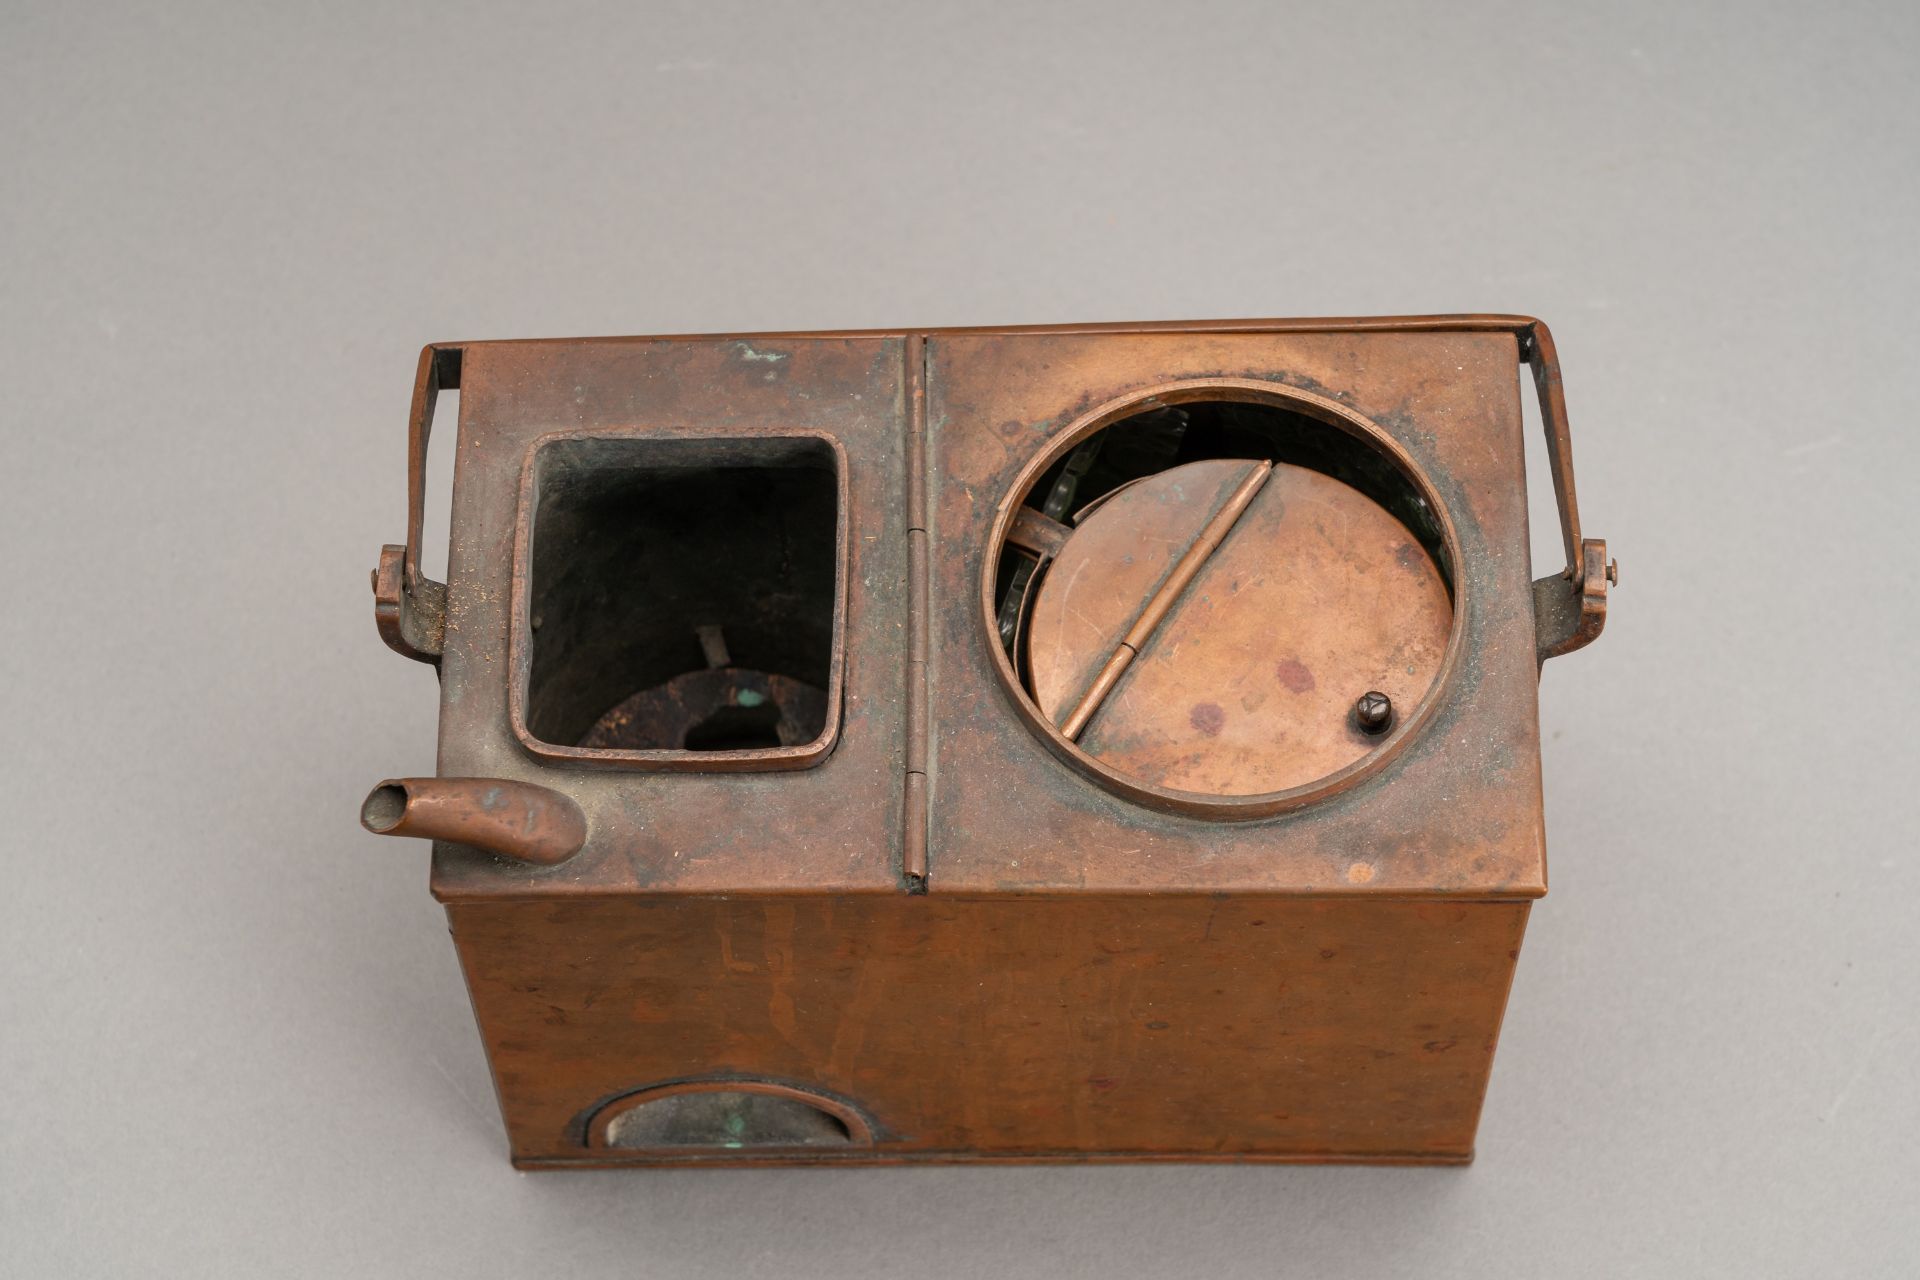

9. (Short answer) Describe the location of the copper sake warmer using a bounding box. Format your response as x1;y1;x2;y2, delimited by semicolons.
364;316;1612;1167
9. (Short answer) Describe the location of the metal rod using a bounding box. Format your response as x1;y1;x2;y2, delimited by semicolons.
902;333;930;889
1057;460;1272;740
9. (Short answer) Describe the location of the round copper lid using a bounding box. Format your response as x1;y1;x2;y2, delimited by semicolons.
1023;457;1452;797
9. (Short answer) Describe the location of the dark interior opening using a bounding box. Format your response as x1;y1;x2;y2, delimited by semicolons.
682;702;784;752
524;436;839;752
992;397;1453;660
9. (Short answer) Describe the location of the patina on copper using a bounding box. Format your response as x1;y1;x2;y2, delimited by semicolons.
1025;457;1452;796
363;315;1612;1169
580;667;829;753
977;376;1472;820
360;777;586;867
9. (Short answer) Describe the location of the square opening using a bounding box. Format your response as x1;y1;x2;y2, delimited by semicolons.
515;434;844;767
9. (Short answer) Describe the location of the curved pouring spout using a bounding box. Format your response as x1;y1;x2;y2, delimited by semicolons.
360;777;587;866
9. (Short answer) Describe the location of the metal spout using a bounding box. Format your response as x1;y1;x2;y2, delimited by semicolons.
360;777;587;866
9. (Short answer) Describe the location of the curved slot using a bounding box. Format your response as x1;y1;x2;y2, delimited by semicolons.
587;1082;874;1151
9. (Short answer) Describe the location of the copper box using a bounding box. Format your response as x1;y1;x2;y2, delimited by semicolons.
364;316;1612;1168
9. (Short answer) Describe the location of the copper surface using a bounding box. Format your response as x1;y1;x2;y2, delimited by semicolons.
978;376;1469;821
455;894;1527;1167
902;332;931;885
1027;460;1452;796
579;668;828;753
363;316;1612;1169
360;777;587;867
1005;505;1071;559
1025;462;1262;721
1049;459;1272;740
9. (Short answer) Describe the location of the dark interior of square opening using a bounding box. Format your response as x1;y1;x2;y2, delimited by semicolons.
524;436;838;753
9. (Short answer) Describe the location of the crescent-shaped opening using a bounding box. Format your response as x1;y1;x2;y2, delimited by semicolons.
589;1083;872;1151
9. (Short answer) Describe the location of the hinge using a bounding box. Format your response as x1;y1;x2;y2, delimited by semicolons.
902;334;930;892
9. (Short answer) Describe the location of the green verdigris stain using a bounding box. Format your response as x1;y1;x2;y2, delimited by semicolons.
736;689;767;707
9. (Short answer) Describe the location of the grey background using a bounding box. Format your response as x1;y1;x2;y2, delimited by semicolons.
3;1;1915;1275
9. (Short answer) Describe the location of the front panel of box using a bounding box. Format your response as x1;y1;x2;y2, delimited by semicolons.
450;894;1529;1166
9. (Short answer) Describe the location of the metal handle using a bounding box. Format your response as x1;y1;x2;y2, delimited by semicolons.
1520;321;1613;662
371;344;461;665
367;328;1607;664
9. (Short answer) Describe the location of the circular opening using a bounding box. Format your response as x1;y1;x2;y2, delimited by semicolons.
983;380;1463;818
360;783;409;833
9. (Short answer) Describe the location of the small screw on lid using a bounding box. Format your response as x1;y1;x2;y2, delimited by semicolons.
1353;691;1394;736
